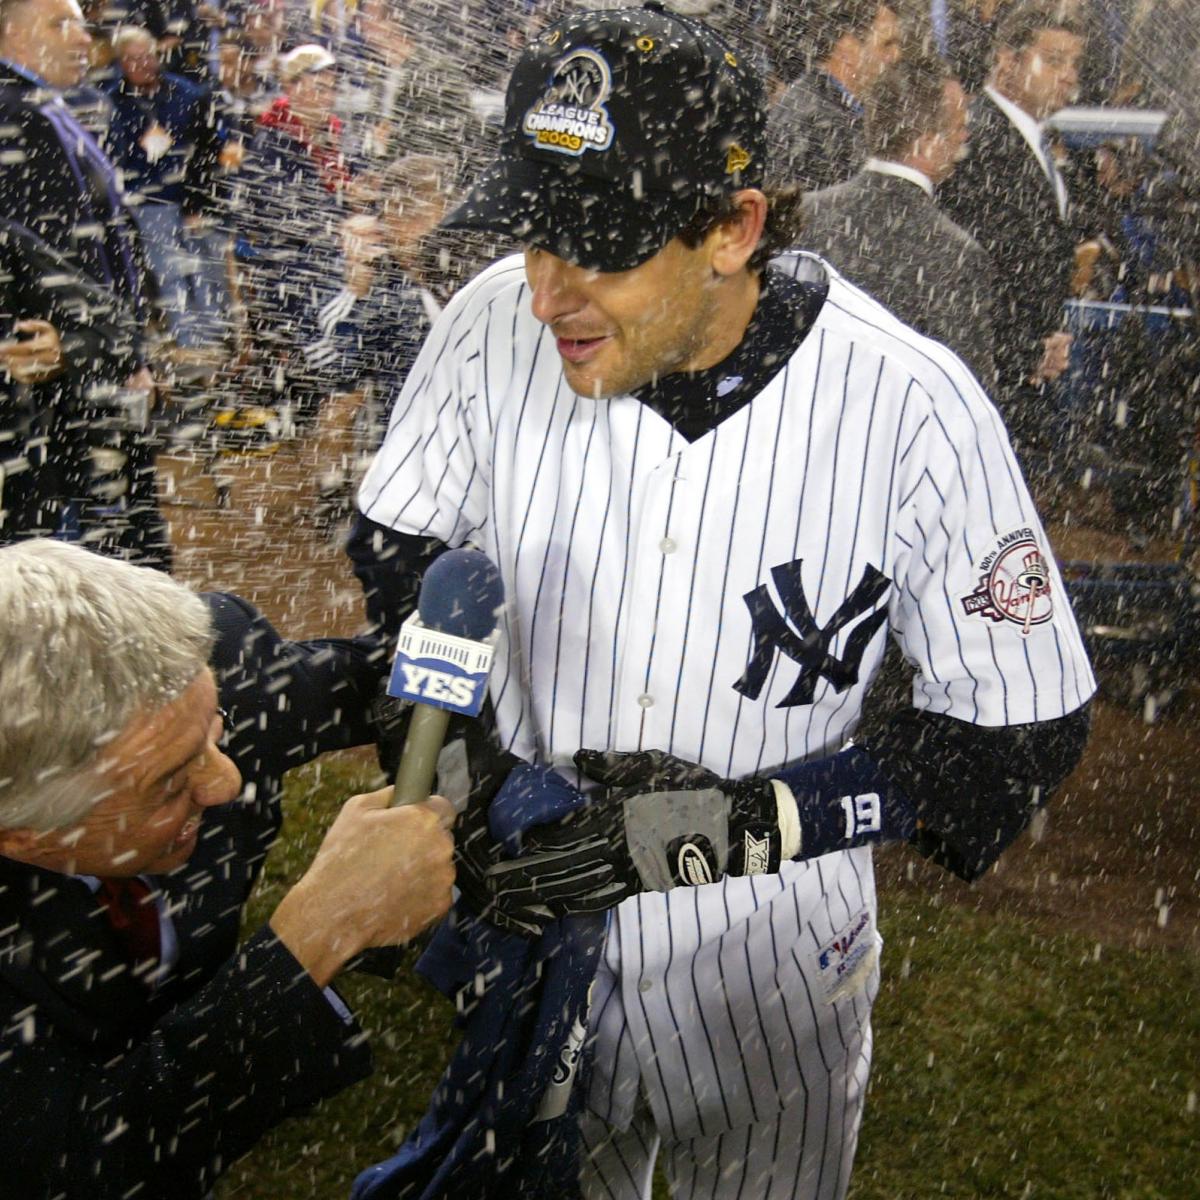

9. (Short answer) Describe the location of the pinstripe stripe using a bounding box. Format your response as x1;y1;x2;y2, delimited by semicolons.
713;882;764;1123
667;436;719;756
817;354;889;753
549;403;601;753
576;403;620;767
636;468;681;749
695;403;759;770
605;402;646;749
525;389;582;729
715;421;770;773
632;914;683;1142
688;884;735;1132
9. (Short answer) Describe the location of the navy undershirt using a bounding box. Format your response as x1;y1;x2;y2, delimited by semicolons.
631;268;828;442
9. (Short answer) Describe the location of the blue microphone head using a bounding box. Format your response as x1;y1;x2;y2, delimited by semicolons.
417;548;505;640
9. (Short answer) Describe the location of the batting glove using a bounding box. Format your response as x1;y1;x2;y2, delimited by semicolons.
446;717;605;935
477;749;798;923
574;748;795;884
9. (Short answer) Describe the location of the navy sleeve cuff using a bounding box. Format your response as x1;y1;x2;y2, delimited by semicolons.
773;745;917;859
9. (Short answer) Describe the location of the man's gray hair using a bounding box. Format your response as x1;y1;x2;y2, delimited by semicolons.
110;25;157;57
0;541;214;831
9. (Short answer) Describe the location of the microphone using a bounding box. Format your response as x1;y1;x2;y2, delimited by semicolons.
388;548;505;807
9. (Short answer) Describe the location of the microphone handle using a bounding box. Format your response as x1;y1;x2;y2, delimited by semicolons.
391;704;452;806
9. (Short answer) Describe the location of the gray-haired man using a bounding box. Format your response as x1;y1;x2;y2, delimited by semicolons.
0;539;455;1199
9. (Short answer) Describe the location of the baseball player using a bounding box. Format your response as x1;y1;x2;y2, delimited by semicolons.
350;5;1096;1197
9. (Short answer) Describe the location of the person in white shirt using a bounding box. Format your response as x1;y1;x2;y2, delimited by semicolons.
940;1;1085;483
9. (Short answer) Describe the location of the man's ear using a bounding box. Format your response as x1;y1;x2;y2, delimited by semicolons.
709;189;768;277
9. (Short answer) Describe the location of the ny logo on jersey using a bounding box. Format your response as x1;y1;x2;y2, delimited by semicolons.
734;560;892;707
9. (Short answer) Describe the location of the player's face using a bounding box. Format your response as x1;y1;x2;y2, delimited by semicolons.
524;238;725;399
0;671;241;877
1002;29;1083;119
0;0;92;89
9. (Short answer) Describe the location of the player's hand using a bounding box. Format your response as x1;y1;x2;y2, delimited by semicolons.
575;749;785;881
471;750;785;927
269;787;456;987
454;761;587;935
467;779;634;927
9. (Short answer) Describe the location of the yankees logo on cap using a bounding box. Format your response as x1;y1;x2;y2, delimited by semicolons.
522;49;616;157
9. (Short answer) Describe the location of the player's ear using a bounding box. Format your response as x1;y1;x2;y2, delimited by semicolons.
708;189;768;278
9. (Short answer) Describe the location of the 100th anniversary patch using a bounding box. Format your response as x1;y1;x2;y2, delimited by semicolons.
523;49;615;157
961;527;1054;635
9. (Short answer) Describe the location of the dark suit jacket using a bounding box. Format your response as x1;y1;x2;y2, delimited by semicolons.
801;169;996;386
102;72;222;214
938;91;1076;395
0;65;155;318
0;594;387;1199
0;220;144;542
767;70;865;192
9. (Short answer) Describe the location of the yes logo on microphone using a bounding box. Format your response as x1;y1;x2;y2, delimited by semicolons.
388;615;496;717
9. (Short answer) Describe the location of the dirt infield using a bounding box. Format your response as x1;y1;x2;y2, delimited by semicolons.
162;443;1200;956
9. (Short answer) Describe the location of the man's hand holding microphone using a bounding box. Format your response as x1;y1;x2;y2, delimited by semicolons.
272;548;511;984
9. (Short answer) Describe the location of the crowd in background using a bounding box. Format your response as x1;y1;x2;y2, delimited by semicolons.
1;0;1197;569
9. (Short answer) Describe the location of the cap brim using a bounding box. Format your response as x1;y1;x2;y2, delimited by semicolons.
442;155;704;273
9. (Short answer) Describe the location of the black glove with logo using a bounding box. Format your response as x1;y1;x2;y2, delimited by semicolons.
479;749;787;925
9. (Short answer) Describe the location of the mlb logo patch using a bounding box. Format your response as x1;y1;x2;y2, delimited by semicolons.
816;909;877;1002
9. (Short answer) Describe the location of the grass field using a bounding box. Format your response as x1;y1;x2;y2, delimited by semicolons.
216;754;1199;1200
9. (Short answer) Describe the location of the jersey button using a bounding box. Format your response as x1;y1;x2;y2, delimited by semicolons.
637;694;655;708
659;537;677;554
639;978;653;993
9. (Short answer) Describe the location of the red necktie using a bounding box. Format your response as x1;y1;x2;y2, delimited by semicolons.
96;877;162;967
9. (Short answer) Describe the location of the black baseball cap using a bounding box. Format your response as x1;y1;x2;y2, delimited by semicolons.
443;2;766;272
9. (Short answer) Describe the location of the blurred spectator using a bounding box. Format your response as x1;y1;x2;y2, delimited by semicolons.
103;25;229;348
1;219;143;547
300;154;451;417
240;0;285;90
0;0;171;566
767;0;903;191
802;57;996;384
1074;0;1137;105
295;153;452;524
944;0;1015;93
309;0;356;47
231;41;356;407
211;32;269;154
86;2;214;79
939;0;1085;475
335;0;486;174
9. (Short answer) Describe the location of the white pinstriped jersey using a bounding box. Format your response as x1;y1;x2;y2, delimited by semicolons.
359;251;1095;1165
